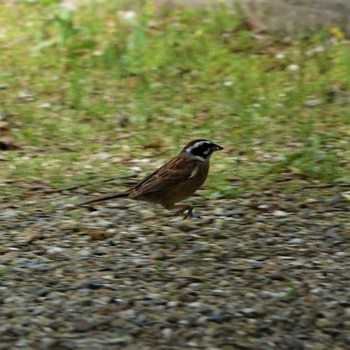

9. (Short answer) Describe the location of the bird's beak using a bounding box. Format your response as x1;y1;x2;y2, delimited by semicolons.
213;144;224;151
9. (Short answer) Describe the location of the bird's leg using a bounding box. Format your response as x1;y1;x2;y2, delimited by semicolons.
173;203;193;219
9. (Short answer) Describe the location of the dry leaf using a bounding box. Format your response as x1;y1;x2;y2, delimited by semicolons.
143;140;163;149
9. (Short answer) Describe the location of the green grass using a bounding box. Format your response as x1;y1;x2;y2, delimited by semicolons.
1;1;349;198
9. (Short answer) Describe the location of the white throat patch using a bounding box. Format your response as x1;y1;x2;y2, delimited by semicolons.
191;154;209;162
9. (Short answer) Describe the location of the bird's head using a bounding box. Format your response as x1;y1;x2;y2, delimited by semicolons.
183;139;223;161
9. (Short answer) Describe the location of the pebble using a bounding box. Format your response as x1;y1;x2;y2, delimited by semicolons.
15;339;28;347
178;267;197;278
206;228;222;239
207;311;230;323
38;102;52;109
287;64;300;71
59;220;80;230
24;263;48;270
139;209;157;219
272;210;289;217
223;80;234;87
93;247;109;255
218;280;231;287
95;220;113;227
241;307;256;314
161;328;172;338
212;289;225;296
74;319;94;332
167;301;179;307
288;238;304;245
103;338;130;345
305;99;323;107
1;209;20;218
79;249;91;257
176;221;200;232
335;251;348;257
324;228;341;240
188;302;202;308
46;247;64;255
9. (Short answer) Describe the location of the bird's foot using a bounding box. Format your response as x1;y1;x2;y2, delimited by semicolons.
174;204;193;219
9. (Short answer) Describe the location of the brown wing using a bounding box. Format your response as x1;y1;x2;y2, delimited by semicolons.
128;156;198;198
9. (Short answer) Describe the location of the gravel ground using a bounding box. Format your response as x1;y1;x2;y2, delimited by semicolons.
0;186;349;350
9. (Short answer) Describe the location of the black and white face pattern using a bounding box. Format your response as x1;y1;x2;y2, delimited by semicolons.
184;139;223;161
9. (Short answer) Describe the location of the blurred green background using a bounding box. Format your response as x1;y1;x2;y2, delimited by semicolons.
1;0;349;199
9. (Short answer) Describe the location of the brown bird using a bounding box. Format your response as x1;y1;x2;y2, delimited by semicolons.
77;139;223;218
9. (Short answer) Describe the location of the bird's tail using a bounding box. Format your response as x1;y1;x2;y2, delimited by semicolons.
76;192;129;207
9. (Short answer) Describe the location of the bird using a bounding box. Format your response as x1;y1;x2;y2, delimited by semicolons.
76;139;223;218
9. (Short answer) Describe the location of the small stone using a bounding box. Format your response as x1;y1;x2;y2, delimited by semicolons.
241;307;255;314
36;288;49;297
224;208;245;218
161;328;172;338
207;310;230;323
1;210;20;218
223;80;234;87
324;228;341;240
139;209;157;219
218;280;231;287
118;309;136;319
59;220;80;230
178;267;197;278
46;247;64;255
176;222;200;232
305;198;318;203
79;249;91;257
95;220;113;228
15;339;28;347
93;247;108;255
335;252;348;257
288;238;304;245
328;193;342;205
188;302;202;308
305;99;323;107
341;191;350;201
88;282;108;289
287;64;300;71
23;232;41;244
38;102;52;109
106;228;118;234
272;210;289;217
24;263;48;270
167;301;179;307
74;319;94;332
315;318;333;327
18;91;32;98
150;250;168;260
40;338;61;349
205;228;222;239
103;338;130;345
